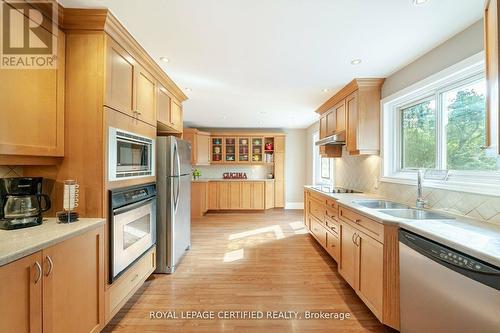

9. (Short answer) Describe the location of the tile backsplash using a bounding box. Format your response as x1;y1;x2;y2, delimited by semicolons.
0;166;23;178
194;165;274;180
334;147;500;225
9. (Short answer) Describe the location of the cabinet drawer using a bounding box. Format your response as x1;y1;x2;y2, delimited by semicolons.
309;217;327;248
309;191;327;204
325;206;338;221
326;198;338;210
109;247;156;316
339;206;384;243
325;218;340;235
326;230;339;262
308;197;325;222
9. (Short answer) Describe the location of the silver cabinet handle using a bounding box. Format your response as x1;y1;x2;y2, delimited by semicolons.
34;261;42;284
352;232;356;244
45;255;53;277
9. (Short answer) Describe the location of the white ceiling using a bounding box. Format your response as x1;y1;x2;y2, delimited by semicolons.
60;0;483;129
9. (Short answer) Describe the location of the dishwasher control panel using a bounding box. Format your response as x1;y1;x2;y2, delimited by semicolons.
432;248;491;273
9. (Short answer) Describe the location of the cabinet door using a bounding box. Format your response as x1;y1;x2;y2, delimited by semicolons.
0;29;65;157
339;222;357;289
334;101;346;133
238;137;250;162
197;133;210;165
229;182;241;209
252;182;265;209
0;252;43;333
274;151;285;208
265;181;275;209
357;233;383;319
135;67;157;126
346;92;359;154
240;182;253;209
208;182;219;209
326;230;340;262
224;137;237;163
320;115;328;139
105;37;135;117
157;85;172;127
326;110;336;136
218;182;230;209
43;226;104;333
170;100;183;133
251;137;263;163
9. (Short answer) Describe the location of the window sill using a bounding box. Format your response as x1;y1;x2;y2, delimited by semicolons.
380;175;500;197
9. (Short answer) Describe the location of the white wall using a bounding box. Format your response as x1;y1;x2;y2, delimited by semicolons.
284;128;307;208
382;20;483;98
305;122;319;186
335;19;500;225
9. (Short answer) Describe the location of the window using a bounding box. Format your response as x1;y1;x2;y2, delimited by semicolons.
312;131;334;185
382;53;500;195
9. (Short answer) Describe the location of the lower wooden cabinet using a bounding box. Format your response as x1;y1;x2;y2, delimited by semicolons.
303;188;400;330
0;252;42;333
0;225;104;333
107;247;155;321
191;181;209;218
206;181;271;211
338;221;357;288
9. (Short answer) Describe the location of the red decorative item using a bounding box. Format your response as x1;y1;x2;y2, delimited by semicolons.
223;172;248;179
265;142;273;151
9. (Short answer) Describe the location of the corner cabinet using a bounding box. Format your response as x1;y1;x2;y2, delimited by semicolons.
316;78;384;156
183;128;210;165
0;225;104;333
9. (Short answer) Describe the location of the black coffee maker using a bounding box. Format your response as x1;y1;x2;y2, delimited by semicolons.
0;177;51;230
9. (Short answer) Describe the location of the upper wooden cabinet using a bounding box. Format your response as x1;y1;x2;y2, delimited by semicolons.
157;85;172;127
316;78;384;156
135;66;157;126
0;28;65;158
0;226;104;333
485;0;500;153
105;38;135;117
170;100;183;133
105;37;157;126
183;128;210;165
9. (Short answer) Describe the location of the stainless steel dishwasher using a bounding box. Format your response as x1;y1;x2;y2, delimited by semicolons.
399;229;500;333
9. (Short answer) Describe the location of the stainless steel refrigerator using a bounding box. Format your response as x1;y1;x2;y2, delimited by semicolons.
156;136;191;273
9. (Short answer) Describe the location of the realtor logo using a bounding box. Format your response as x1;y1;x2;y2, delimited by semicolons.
1;1;58;69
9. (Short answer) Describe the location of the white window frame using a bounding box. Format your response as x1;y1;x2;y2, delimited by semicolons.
381;52;500;196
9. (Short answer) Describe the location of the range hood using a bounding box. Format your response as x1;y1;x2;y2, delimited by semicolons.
315;131;346;146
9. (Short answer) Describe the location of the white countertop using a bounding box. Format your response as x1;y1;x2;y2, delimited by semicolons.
0;218;105;267
305;186;500;267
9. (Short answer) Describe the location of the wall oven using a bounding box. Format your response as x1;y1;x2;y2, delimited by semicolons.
109;183;157;282
108;127;155;181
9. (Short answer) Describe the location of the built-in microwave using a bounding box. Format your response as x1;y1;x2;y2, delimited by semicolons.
108;127;155;181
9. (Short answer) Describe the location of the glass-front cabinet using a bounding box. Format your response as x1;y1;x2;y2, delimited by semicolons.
238;137;250;162
225;137;236;162
211;137;223;163
251;137;263;163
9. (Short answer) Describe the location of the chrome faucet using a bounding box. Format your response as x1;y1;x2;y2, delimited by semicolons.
416;169;427;209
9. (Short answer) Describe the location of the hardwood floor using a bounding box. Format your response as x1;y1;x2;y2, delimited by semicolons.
103;210;394;332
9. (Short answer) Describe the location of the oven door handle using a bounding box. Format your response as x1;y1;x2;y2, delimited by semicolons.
113;198;156;215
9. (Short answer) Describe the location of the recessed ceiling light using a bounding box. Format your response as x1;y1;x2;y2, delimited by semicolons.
185;88;192;92
351;59;362;65
159;56;169;63
413;0;428;5
322;88;329;92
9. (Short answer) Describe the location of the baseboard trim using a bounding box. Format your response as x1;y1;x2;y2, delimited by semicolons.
285;202;304;210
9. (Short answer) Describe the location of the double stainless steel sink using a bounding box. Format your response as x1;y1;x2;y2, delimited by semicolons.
352;200;454;220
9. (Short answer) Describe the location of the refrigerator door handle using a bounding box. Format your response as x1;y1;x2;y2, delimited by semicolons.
174;141;181;213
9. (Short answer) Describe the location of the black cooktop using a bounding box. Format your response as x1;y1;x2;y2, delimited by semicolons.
311;185;361;194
